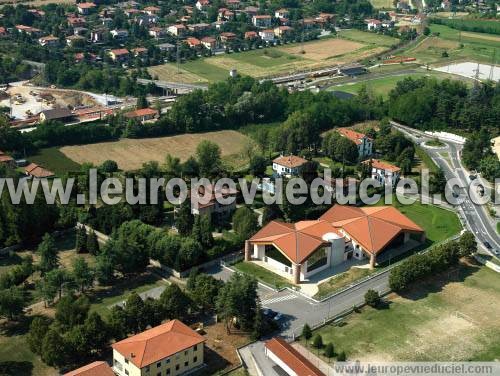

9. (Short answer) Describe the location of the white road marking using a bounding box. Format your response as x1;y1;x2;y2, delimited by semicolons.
261;294;297;306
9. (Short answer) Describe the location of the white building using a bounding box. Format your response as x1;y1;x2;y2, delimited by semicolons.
337;127;373;158
364;158;401;187
272;155;308;177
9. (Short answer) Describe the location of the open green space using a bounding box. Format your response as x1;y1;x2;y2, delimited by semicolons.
228;48;302;68
232;261;293;289
0;252;23;276
431;18;500;35
29;147;81;175
315;268;373;299
415;145;440;173
181;59;230;82
370;0;394;8
89;273;168;317
338;29;399;47
307;263;500;361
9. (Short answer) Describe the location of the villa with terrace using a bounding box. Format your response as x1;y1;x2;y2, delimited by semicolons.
245;205;425;284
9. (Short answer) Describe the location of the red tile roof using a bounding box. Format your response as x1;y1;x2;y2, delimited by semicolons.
363;158;400;173
110;48;129;56
337;127;371;145
186;37;201;46
320;205;423;254
112;320;205;368
124;108;159;118
64;361;114;376
77;2;96;9
24;163;54;178
265;337;325;376
273;155;308;169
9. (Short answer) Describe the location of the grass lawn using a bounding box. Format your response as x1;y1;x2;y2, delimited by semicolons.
228;48;302;68
307;262;500;361
370;0;394;8
497;222;500;234
29;147;81;175
315;268;374;299
181;59;230;82
338;29;399;47
415;145;439;174
0;252;23;276
232;261;293;289
375;198;462;244
89;273;168;317
0;318;57;376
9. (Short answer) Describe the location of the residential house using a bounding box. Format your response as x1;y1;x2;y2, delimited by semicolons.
149;26;167;39
77;2;96;15
253;14;272;28
25;163;55;179
187;23;211;32
66;35;85;46
186;37;201;48
144;6;160;15
15;25;42;37
397;1;411;12
265;337;325;376
226;0;240;8
73;27;88;36
187;183;238;216
244;6;259;17
441;0;451;10
272;155;307;176
136;15;158;27
124;108;159;122
214;20;227;30
301;18;316;28
39;108;73;123
0;151;15;167
112;320;205;376
67;16;86;28
90;28;107;43
38;35;59;47
167;24;186;36
101;17;113;27
259;29;275;42
366;19;382;30
218;8;235;21
219;31;236;44
363;159;401;187
131;47;147;58
246;204;425;283
75;52;97;63
201;36;217;50
110;29;129;39
0;27;6;37
337;127;373;157
157;42;175;52
109;48;130;62
196;0;210;11
64;361;115;376
274;25;293;38
124;8;142;17
275;8;289;19
244;31;258;40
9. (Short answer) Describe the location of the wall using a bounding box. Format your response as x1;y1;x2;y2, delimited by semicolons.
264;347;297;376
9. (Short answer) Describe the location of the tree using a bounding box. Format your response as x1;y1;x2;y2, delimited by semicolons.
252;304;265;340
99;160;118;174
75;225;88;253
28;316;51;354
249;155;267;177
55;295;90;329
86;230;100;255
458;231;476;257
72;257;93;292
337;351;346;361
196;140;221;177
334;137;359;165
324;342;334;359
38;233;59;274
232;207;259;241
192;214;214;248
312;333;323;349
262;203;283;225
82;312;109;355
188;273;223;313
45;269;73;300
41;328;68;367
136;94;148;109
108;305;128;340
94;252;114;285
124;292;145;333
176;199;194;236
364;289;380;308
0;287;26;321
159;284;191;320
302;323;312;342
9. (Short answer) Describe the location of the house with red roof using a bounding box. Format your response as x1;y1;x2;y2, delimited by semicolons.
201;36;217;50
246;204;424;283
0;27;8;37
366;18;382;30
77;2;97;15
252;14;272;28
363;158;401;187
186;37;201;48
109;48;130;62
337;127;373;157
112;320;205;376
24;163;55;179
272;154;308;177
0;151;15;167
265;337;325;376
124;108;159;122
64;361;114;376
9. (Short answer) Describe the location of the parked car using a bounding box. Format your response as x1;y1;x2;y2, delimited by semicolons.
263;308;277;318
483;241;492;249
274;312;284;321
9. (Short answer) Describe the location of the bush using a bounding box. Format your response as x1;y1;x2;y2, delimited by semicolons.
364;289;380;308
324;342;334;358
312;334;323;349
337;351;346;361
302;323;312;341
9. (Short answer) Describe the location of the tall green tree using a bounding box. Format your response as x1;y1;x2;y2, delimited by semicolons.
72;257;94;292
75;226;87;253
28;316;51;354
0;287;26;321
38;233;59;275
41;328;68;368
176;200;194;236
196;140;222;177
159;284;191;320
232;207;259;241
86;230;100;255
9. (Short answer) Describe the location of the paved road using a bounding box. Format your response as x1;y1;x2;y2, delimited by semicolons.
391;121;500;255
137;78;208;92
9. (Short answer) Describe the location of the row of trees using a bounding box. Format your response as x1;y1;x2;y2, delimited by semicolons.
389;232;476;291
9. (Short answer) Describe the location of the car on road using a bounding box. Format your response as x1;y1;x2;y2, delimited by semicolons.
274;312;284;321
469;174;477;180
263;308;277;319
483;241;492;249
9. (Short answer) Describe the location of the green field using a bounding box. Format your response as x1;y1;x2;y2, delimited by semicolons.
315;268;374;299
370;0;394;8
233;261;293;289
432;18;500;35
403;24;500;65
29;147;81;175
308;264;500;361
228;48;302;68
180;59;230;82
338;29;399;47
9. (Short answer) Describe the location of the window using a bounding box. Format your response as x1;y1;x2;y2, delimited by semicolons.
194;356;198;363
194;345;197;351
166;370;171;375
176;365;180;371
125;359;129;364
125;371;129;376
184;350;188;356
166;358;170;364
157;362;162;368
157;373;161;376
145;366;150;372
184;361;189;367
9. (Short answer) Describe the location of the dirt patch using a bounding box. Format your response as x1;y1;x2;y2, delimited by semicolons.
60;130;254;171
202;322;251;373
279;38;366;62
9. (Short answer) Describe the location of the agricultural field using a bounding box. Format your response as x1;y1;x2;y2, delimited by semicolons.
29;147;81;175
60;130;254;171
308;263;500;361
403;24;500;65
370;0;395;8
149;34;393;83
